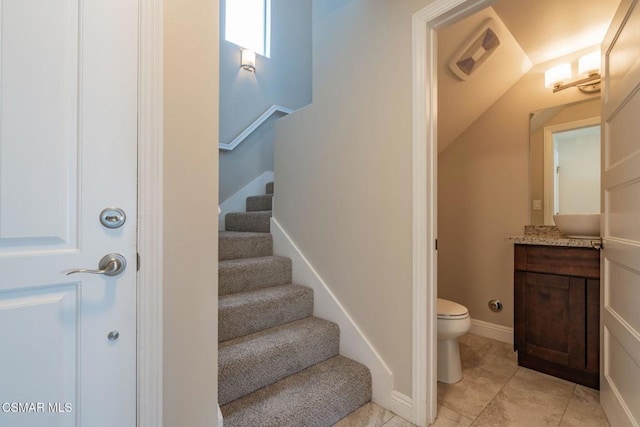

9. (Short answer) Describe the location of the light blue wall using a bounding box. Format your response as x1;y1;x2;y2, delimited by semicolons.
219;0;312;201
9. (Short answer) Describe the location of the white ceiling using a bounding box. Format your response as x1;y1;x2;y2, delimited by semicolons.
438;0;620;152
492;0;619;66
437;7;531;151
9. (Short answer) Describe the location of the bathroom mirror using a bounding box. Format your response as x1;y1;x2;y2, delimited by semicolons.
529;98;601;225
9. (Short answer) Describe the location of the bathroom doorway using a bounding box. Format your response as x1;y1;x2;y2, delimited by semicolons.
414;0;619;424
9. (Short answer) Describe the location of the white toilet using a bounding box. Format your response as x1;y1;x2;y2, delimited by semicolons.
437;298;471;384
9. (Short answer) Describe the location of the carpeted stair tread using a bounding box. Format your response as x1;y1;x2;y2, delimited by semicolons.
220;355;372;427
219;284;313;342
246;194;273;212
219;317;340;405
219;231;273;261
225;210;272;233
218;184;372;423
219;256;292;296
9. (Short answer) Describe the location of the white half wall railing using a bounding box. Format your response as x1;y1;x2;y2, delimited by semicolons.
219;105;294;151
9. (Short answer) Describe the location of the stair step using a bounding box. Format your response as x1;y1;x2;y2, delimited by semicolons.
246;194;273;212
221;355;372;427
225;211;272;233
219;232;273;261
219;317;340;405
266;181;274;195
219;284;313;342
219;256;292;296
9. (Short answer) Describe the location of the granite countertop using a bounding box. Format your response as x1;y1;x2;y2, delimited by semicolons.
507;225;602;249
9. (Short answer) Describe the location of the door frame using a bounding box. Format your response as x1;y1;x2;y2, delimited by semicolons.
411;0;495;424
138;0;164;425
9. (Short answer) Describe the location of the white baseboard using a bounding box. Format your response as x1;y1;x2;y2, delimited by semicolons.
470;319;513;344
270;217;397;411
218;171;273;230
217;405;223;427
389;391;413;422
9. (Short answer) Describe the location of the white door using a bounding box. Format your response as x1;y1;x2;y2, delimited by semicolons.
600;0;640;424
0;0;138;426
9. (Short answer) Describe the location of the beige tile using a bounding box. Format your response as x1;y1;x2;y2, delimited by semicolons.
459;333;493;350
559;385;610;427
478;340;518;379
459;341;492;370
439;334;606;427
333;402;395;427
432;405;474;427
471;367;575;426
383;415;415;426
471;395;565;426
501;368;575;409
438;365;509;419
458;334;492;369
458;334;517;378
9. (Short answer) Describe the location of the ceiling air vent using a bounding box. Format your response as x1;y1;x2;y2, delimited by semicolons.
449;19;501;81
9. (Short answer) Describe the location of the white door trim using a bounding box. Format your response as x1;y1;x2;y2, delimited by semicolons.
412;0;494;425
138;0;164;425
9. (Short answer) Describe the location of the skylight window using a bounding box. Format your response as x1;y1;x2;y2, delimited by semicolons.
225;0;271;57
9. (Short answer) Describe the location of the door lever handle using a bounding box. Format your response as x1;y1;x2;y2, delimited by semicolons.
67;253;127;277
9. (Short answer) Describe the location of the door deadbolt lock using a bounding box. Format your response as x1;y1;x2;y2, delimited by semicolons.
100;207;126;229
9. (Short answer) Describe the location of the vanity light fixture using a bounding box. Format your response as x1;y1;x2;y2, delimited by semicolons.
545;50;601;94
241;49;256;72
544;63;572;89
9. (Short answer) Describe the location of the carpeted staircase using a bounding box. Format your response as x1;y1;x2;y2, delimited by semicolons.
219;182;372;426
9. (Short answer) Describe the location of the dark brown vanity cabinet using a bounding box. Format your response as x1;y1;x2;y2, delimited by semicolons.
514;244;600;389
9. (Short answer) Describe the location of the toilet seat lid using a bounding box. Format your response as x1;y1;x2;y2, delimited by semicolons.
437;298;469;318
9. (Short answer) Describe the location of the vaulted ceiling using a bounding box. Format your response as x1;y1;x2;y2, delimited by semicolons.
437;0;620;152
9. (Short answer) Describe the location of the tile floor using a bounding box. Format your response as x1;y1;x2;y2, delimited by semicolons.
334;333;610;426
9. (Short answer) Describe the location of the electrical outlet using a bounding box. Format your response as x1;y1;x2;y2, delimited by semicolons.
533;199;542;211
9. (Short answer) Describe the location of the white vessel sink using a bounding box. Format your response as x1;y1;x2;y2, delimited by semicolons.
553;214;601;238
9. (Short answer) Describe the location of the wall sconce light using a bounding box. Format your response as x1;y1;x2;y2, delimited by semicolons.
545;50;601;94
241;49;256;72
544;63;572;89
